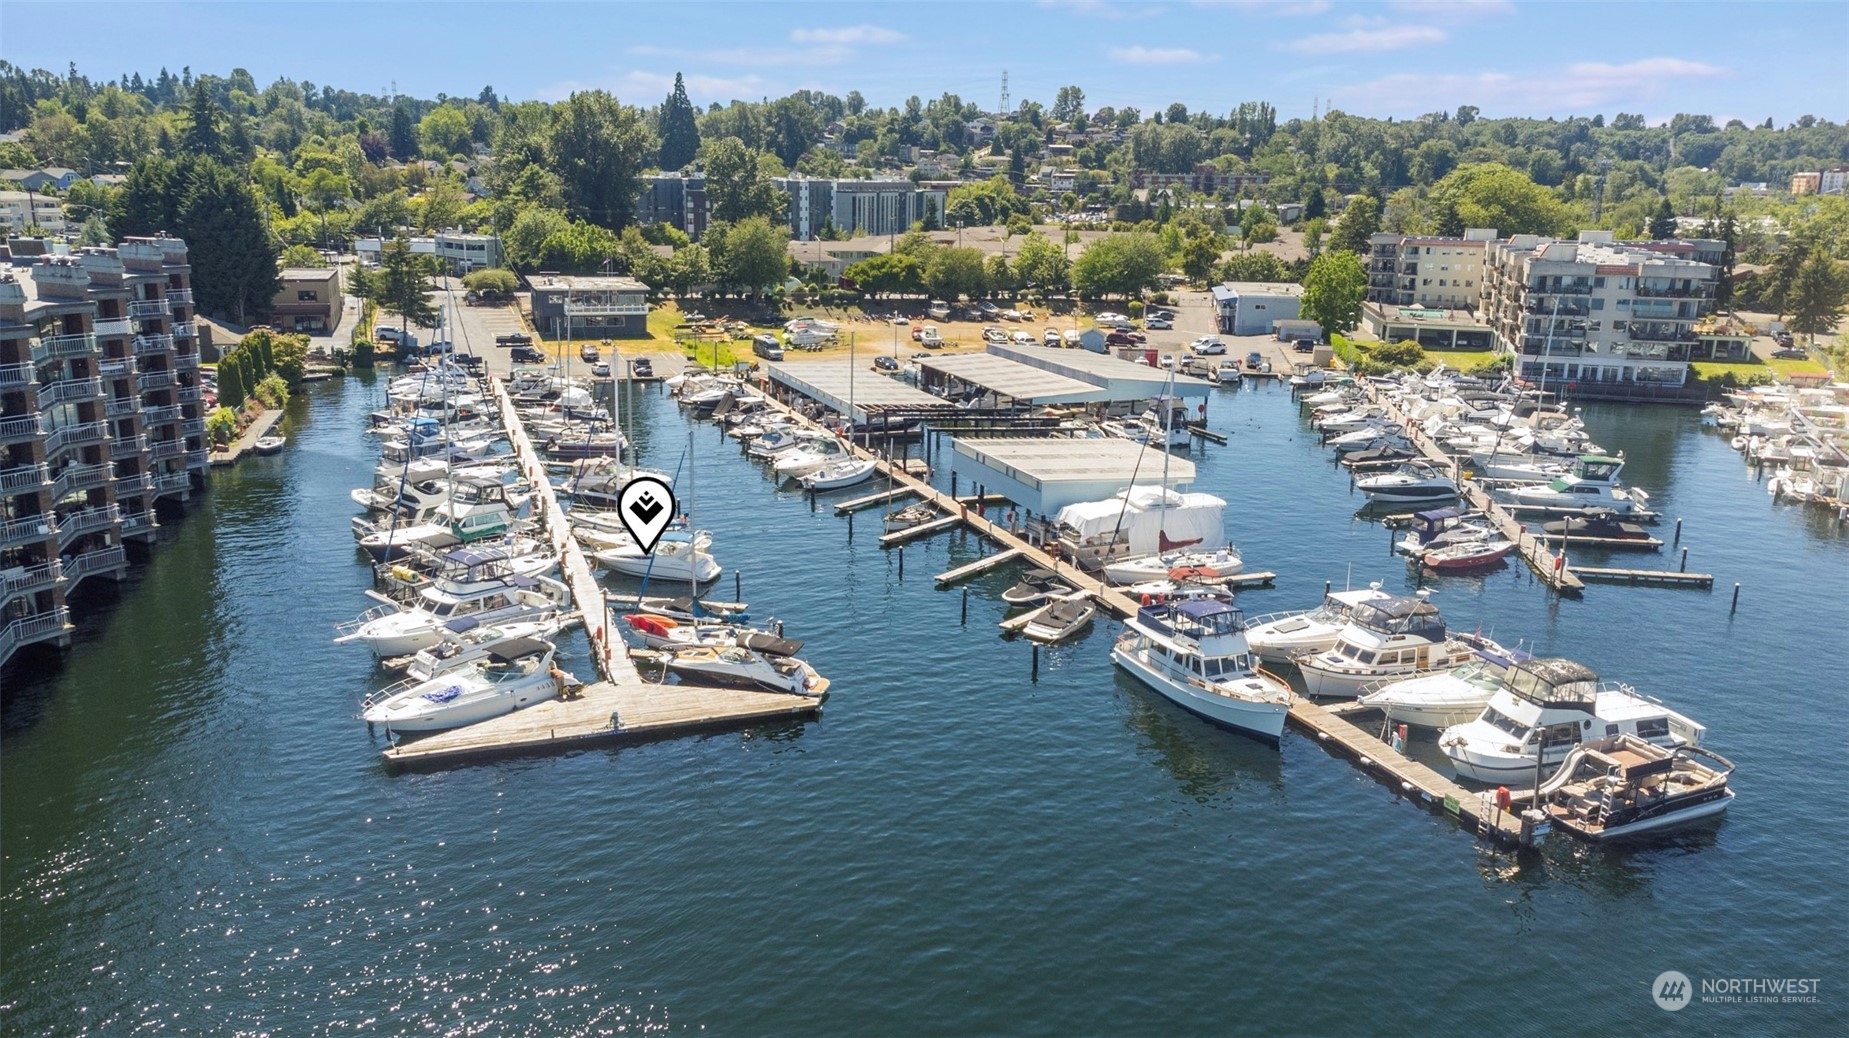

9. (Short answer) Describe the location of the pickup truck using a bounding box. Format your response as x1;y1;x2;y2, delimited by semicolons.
495;332;534;347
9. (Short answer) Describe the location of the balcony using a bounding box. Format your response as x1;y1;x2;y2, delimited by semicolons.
165;288;194;307
0;463;49;494
134;334;174;356
51;462;112;499
182;417;207;437
0;413;45;444
137;371;177;392
115;473;155;498
562;300;649;316
1518;337;1587;357
1530;282;1592;295
174;352;199;370
143;404;183;427
56;504;120;541
0;362;36;388
1634;284;1710;299
1;559;63;601
1627;327;1697;344
64;545;129;587
99;357;136;378
177;385;202;403
117;434;149;455
128;298;170;319
0;607;72;665
156;471;194;496
37;377;104;409
31;332;98;363
119;509;159;538
93;317;134;338
172;320;197;340
1525;299;1590;316
105;396;138;418
43;421;108;456
185;450;210;471
0;512;58;547
149;438;184;460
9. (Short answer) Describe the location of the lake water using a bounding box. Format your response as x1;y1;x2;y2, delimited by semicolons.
3;372;1844;1036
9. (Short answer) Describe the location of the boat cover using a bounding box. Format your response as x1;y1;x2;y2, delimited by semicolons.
1055;485;1225;555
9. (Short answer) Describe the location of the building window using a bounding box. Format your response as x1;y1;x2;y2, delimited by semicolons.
1592;298;1605;310
297;291;318;302
1594;277;1606;288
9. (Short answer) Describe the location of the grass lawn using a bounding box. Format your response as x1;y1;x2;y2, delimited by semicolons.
1692;356;1828;382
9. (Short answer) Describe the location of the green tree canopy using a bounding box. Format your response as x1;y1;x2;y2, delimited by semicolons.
844;253;924;297
1430;163;1570;237
376;235;438;335
1073;232;1168;299
703;136;785;223
546;90;656;229
658;73;701;171
714;215;788;298
1787;249;1848;344
1012;233;1071;293
1327;194;1380;254
923;246;988;301
1301;250;1367;343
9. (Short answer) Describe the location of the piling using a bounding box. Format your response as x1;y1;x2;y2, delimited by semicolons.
898;545;904;581
1731;582;1741;614
1673;517;1683;546
1679;547;1689;572
961;587;969;626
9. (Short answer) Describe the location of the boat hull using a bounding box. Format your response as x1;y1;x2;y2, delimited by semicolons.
1112;641;1287;744
1244;616;1342;665
1551;790;1733;842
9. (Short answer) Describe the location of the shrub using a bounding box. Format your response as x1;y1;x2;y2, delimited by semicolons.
1152;291;1170;306
253;373;290;409
352;339;375;368
1126;300;1144;317
205;406;238;446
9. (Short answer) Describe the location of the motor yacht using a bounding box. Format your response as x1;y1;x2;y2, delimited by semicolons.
799;458;877;491
771;438;850;479
1112;599;1292;745
1293;594;1499;698
1356;461;1458;506
1244;583;1394;664
361;638;566;731
1439;658;1706;785
1358;648;1525;729
664;644;829;696
335;572;571;658
1499;455;1649;514
596;533;722;584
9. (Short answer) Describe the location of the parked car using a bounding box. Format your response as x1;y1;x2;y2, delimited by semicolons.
494;332;532;347
873;355;900;372
1771;346;1809;360
1246;351;1265;369
752;336;785;361
454;353;483;371
1773;330;1794;346
580;343;600;362
978;301;999;316
1010;330;1036;345
375;326;404;343
1145;317;1173;330
1105;331;1135;347
510;346;546;363
1192;339;1228;356
592;361;611;377
1159;353;1176;369
1148;309;1175;321
1293;338;1318;353
632;358;654;378
1125;331;1148;343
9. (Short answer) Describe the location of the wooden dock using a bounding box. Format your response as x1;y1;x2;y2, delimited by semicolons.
834;486;915;514
1535;533;1665;551
879;514;961;546
935;548;1025;586
208;407;285;466
1286;698;1528;846
1573;566;1715;588
1184;421;1228;445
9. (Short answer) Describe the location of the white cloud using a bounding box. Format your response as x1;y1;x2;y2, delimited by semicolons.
1387;0;1512;17
1342;57;1729;115
789;25;905;45
1192;0;1333;15
1284;25;1448;53
1109;45;1213;64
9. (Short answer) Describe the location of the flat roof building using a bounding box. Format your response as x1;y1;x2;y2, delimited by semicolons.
914;354;1107;406
985;343;1212;402
1211;282;1305;336
950;437;1196;514
528;275;651;340
760;358;946;424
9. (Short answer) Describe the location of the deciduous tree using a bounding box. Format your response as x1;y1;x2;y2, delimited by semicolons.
1301;250;1367;343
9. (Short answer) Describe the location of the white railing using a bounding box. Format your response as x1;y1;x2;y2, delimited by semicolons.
149;438;184;459
137;371;176;391
56;504;120;539
177;384;202;402
65;546;128;582
0;414;45;442
172;321;197;339
0;513;58;545
182;418;206;436
119;509;158;534
563;301;650;316
43;421;108;456
52;462;111;498
128;299;169;319
166;289;194;307
156;471;193;494
0;607;72;665
0;362;34;388
2;559;62;598
105;396;138;418
143;405;184;426
37;377;104;408
116;474;154;497
93;317;135;338
174;352;199;369
134;334;174;356
99;357;136;378
185;450;210;470
0;464;49;493
32;332;98;362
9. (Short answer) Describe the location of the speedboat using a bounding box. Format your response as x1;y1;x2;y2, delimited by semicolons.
1422;538;1514;571
1293;594;1499;698
1394;508;1497;556
1439;657;1706;785
621;613;799;654
1244;582;1394;664
1111;598;1292;745
396;615;572;680
1102;545;1243;586
1001;568;1078;607
1019;593;1097;644
772;439;850;479
744;429;805;458
799;458;877;491
334;572;572;658
360;638;564;731
253;435;286;455
1499;455;1648;514
663;645;829;696
1536;735;1736;842
1356;461;1457;506
1359;650;1525;729
1538;508;1655;543
596;534;721;584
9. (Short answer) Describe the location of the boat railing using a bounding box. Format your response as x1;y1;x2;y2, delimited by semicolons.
1241;609;1306;627
360;675;425;711
334;603;397;637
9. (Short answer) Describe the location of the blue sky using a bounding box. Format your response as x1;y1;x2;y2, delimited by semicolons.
6;1;1844;125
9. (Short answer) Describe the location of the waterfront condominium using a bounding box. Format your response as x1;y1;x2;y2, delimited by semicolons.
773;176;950;241
0;235;208;669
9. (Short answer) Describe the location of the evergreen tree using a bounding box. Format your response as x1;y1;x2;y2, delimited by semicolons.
218;351;246;408
1648;196;1677;239
547;90;656;229
377;236;438;339
658;73;700;171
109;156;180;239
180;83;224;159
1788;250;1848;344
177;158;281;324
389;102;417;159
1715;210;1737;311
1327;195;1380;254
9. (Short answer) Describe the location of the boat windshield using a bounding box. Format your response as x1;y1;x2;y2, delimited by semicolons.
1350;597;1445;640
1505;658;1599;708
1482;707;1529;741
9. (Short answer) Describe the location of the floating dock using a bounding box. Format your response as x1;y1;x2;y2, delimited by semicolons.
1572;566;1715;588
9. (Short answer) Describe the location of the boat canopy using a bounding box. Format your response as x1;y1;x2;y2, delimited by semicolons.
1055;485;1225;553
445;546;512;567
1140;599;1244;639
1350;597;1446;639
443;616;483;634
1411;507;1463;528
484;638;551;664
1505;657;1599;708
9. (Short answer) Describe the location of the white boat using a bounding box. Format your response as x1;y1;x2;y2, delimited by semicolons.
745;429;804;458
1055;485;1227;571
334;572;572;658
1499;455;1648;514
1111;598;1292;744
1536;735;1736;842
1293;594;1497;698
1358;652;1522;729
1001;568;1076;607
596;534;722;584
1439;658;1706;785
1019;593;1097;644
1102;545;1243;586
619;613;801;655
799;457;877;490
361;638;566;731
663;645;829;696
1244;582;1394;665
396;615;571;680
772;439;849;479
883;502;938;533
1356;461;1458;506
253;435;286;455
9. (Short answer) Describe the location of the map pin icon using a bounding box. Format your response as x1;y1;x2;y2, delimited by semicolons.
616;475;677;554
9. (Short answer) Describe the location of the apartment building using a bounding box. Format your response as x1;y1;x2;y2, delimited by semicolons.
355;231;503;272
0;191;70;235
774;176;950;241
1481;231;1730;393
1366;229;1496;309
0;235;208;669
637;171;710;240
528;274;651;340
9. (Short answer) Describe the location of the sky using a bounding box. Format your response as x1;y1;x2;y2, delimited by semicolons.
4;1;1845;126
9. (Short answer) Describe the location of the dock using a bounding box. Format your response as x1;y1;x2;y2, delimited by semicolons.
208;407;284;466
382;374;823;768
834;486;916;514
1572;566;1715;588
935;548;1025;586
1535;533;1665;551
879;513;961;546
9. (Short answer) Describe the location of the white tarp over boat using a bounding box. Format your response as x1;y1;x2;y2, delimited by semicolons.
1055;485;1226;554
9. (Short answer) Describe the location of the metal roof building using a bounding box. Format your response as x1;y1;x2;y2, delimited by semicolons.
915;353;1108;406
984;343;1212;401
950;437;1197;514
761;359;947;423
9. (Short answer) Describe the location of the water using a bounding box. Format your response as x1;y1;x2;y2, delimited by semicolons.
4;375;1845;1036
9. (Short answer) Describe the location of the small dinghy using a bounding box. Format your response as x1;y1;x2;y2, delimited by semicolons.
253;435;286;455
1016;592;1097;644
1000;568;1076;607
883;502;938;534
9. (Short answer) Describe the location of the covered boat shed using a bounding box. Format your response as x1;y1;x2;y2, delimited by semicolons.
984;343;1212;404
761;359;948;423
914;353;1108;406
950;436;1197;514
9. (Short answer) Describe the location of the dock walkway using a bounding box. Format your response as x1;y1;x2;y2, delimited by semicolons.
208;407;284;466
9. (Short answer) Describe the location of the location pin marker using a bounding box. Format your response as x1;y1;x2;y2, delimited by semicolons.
617;475;677;554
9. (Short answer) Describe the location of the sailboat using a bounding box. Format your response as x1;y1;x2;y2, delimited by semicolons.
1097;372;1242;583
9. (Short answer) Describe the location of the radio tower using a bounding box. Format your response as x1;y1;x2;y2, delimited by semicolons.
999;70;1010;117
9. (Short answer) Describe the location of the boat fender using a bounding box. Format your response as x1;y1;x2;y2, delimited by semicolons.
1495;786;1513;811
391;565;417;583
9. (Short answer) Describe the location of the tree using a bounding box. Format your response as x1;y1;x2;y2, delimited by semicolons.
703;137;784;223
717;215;788;299
180;83;223;159
547;90;656;228
279;243;323;267
1051;86;1087;124
217;354;246;409
1327;194;1380;254
1217;252;1289;283
1648;196;1677;240
177;158;280;323
461;268;521;295
658;73;701;171
1072;232;1168;299
1180;233;1223;284
1428;163;1569;237
1787;250;1848;345
419;106;472;159
388;102;418;159
1012;233;1070;293
923;246;988;301
376;235;438;340
504;207;571;271
665;243;711;297
844;253;925;297
1301;251;1367;343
